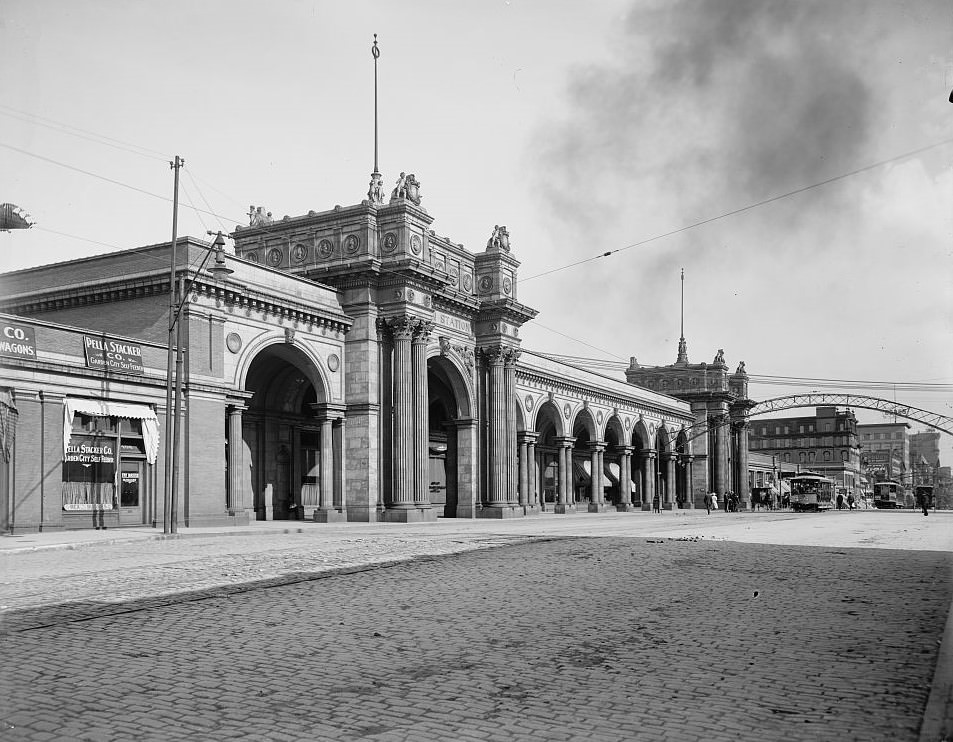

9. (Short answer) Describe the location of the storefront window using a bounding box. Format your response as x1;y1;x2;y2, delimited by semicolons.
63;433;117;510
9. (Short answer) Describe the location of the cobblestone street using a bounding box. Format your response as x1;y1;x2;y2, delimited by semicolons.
1;515;951;741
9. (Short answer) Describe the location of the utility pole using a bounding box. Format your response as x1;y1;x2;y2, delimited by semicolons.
162;155;184;534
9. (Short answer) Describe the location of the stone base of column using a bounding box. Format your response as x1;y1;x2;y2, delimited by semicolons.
615;503;635;512
455;505;476;519
641;503;652;511
478;505;523;519
312;508;348;523
587;502;612;513
382;506;438;523
226;509;251;525
554;503;576;514
340;506;380;523
663;503;674;511
523;504;542;515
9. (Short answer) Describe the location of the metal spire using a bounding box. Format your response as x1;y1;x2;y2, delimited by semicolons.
367;34;385;205
676;268;689;365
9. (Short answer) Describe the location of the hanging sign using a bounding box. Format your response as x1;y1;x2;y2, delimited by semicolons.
83;335;144;375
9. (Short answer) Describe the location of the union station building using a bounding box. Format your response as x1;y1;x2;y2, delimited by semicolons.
0;178;752;532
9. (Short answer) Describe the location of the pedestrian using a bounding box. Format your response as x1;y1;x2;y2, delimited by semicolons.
920;491;930;517
711;492;718;511
652;493;660;513
704;491;712;514
836;493;844;510
847;494;855;510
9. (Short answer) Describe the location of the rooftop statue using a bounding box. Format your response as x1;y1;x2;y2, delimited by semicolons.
735;361;746;375
248;205;273;227
367;172;386;206
487;224;510;251
390;172;421;206
713;349;725;365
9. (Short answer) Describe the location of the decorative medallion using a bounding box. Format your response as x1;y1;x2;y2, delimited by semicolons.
267;248;282;266
625;417;631;430
410;234;422;255
382;232;398;253
502;277;512;295
479;275;493;293
225;332;242;353
318;239;333;258
563;403;571;420
327;353;340;372
597;410;604;425
344;234;360;254
246;252;259;263
393;289;403;300
524;394;534;412
407;289;416;302
292;243;307;263
462;273;472;292
449;269;459;287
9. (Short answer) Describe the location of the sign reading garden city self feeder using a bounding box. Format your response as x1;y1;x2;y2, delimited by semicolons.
83;335;144;375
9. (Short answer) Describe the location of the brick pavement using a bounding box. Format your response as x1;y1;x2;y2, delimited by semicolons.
1;536;950;741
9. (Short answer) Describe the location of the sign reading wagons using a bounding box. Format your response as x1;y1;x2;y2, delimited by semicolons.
0;321;36;358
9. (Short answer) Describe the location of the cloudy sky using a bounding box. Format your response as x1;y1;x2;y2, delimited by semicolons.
3;1;952;457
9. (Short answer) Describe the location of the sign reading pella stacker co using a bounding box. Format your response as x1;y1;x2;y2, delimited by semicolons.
83;335;144;375
0;321;37;359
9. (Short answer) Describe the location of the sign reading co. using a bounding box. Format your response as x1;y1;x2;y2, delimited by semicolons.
0;322;37;359
83;335;144;375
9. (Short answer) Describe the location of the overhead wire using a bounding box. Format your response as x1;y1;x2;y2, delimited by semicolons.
521;137;953;282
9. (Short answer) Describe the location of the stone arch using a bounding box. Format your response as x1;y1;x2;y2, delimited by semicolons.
234;332;332;404
534;400;565;508
603;414;627;506
237;339;337;522
427;352;476;517
571;408;599;507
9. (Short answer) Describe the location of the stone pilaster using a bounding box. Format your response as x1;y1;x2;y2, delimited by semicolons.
226;403;251;521
527;436;538;512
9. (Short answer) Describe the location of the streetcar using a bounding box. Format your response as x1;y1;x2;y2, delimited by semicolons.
914;484;934;511
872;480;903;509
789;474;834;512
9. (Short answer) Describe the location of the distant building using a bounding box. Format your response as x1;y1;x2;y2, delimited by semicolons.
857;421;911;489
625;345;753;507
748;406;862;496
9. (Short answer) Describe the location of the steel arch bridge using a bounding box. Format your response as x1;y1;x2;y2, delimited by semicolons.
747;394;953;437
678;393;953;443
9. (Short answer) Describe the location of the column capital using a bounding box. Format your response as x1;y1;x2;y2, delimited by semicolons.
641;448;657;459
589;441;607;453
518;430;539;445
617;445;635;455
556;436;576;449
309;402;347;422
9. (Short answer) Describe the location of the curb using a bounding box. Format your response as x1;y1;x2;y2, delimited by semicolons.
920;589;953;742
0;526;313;555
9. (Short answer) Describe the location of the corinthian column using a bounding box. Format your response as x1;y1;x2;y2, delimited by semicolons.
641;449;656;511
485;346;508;510
504;349;520;506
391;318;415;509
412;321;433;510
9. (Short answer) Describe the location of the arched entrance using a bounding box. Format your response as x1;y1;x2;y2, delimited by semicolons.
571;410;598;510
631;420;651;510
237;342;339;521
427;354;474;518
656;426;673;510
534;402;565;511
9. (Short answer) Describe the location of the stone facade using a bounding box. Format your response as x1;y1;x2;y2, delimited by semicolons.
0;190;696;531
